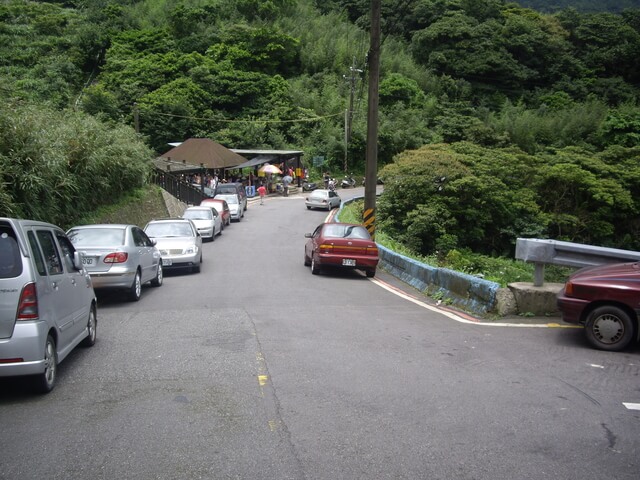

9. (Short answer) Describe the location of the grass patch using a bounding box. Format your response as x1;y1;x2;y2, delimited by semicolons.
73;185;169;228
338;200;575;287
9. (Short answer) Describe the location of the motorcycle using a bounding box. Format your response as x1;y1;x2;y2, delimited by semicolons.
341;174;356;188
302;181;318;191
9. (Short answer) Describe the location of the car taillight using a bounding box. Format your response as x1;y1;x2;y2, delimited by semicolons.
17;282;38;320
0;358;24;363
104;252;128;264
366;246;378;256
319;244;334;252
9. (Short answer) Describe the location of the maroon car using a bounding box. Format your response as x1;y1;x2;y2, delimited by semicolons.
304;223;379;277
557;262;640;351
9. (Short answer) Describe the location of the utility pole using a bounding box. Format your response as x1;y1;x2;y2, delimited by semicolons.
133;102;140;134
364;0;380;239
343;57;362;173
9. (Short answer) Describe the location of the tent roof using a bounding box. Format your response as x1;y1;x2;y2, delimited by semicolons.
230;149;303;156
233;154;279;169
159;138;246;169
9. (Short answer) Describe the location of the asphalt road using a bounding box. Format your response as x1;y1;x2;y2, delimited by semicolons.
1;187;639;480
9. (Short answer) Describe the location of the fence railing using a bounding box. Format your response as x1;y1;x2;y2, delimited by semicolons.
515;238;640;286
151;169;208;207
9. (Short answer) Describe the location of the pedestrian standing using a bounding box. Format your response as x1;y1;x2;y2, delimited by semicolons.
282;175;292;197
257;184;267;205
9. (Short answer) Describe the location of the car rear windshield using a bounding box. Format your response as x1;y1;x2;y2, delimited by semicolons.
145;222;193;237
216;185;240;195
68;227;125;246
0;223;22;278
323;225;370;239
215;194;238;204
183;209;212;220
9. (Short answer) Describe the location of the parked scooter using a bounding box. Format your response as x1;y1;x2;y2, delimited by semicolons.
341;174;356;188
302;180;318;191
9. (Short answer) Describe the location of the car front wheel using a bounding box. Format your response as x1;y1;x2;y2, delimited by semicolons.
193;253;202;273
151;263;163;287
585;305;635;351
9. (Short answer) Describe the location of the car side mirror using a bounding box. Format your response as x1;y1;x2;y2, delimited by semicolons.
150;239;157;246
72;251;85;271
305;233;312;238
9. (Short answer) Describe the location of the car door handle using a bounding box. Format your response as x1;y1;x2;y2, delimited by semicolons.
71;278;76;286
51;281;59;290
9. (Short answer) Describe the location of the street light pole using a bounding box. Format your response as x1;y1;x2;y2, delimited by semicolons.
364;0;381;239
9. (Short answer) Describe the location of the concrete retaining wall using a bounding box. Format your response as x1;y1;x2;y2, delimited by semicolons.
161;190;187;217
336;197;501;316
379;245;501;315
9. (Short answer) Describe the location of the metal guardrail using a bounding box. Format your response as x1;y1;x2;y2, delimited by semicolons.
515;238;640;286
151;169;209;207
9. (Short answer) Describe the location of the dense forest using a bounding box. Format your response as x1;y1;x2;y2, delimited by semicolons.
1;0;639;258
517;1;640;13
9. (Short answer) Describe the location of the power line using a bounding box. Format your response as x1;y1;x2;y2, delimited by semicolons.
143;110;343;124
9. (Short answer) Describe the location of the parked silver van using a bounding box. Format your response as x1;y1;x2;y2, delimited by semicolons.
0;218;97;393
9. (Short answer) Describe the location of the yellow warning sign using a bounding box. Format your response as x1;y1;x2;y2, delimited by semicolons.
363;208;375;238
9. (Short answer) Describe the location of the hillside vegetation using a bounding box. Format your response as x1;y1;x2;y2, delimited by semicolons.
517;0;640;13
1;0;639;259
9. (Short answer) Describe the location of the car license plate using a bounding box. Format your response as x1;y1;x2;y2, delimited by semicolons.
162;258;172;266
82;257;94;266
342;258;356;266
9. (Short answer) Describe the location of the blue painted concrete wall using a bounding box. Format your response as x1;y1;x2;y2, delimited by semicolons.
338;197;500;316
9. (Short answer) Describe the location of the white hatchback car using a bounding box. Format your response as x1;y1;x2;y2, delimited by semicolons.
0;218;97;393
214;194;244;221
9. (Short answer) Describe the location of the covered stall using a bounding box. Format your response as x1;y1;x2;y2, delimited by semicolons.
230;149;304;194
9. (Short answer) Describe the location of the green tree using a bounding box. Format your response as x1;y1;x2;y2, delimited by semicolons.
378;142;546;256
595;103;640;148
206;25;301;77
534;147;637;246
0;102;153;226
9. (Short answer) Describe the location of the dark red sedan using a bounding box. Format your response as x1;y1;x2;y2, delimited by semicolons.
304;223;379;277
557;261;640;351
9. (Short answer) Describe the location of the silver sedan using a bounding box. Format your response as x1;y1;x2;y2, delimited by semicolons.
67;224;163;301
305;189;341;211
182;206;223;241
144;218;203;274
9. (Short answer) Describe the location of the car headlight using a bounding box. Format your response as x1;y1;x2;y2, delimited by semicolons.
184;245;199;254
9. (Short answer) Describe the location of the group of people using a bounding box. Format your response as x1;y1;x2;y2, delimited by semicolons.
323;172;336;191
185;163;303;205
